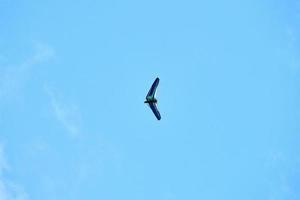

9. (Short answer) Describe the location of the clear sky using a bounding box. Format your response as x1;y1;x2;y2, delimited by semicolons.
1;0;300;199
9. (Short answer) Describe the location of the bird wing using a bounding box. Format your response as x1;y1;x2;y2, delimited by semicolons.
146;77;159;99
149;103;161;120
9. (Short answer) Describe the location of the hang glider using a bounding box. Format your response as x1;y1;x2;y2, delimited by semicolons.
144;77;161;120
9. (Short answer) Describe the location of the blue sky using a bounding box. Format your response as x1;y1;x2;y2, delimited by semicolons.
1;0;300;199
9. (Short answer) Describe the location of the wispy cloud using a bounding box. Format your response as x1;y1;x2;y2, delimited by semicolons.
45;86;82;137
26;42;55;67
0;144;29;200
285;26;300;71
0;42;55;101
264;150;300;200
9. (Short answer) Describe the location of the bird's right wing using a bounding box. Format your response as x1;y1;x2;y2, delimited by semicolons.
146;77;160;99
149;103;161;120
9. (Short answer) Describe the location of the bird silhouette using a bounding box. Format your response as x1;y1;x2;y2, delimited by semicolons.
144;77;161;120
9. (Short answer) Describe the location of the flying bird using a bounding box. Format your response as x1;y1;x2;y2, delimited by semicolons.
144;77;161;120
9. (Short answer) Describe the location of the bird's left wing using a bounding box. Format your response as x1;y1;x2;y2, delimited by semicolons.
149;103;161;120
146;77;159;99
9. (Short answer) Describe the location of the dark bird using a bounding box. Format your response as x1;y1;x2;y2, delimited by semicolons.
144;77;161;120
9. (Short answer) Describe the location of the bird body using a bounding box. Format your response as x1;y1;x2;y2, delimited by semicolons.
144;96;157;104
144;77;161;120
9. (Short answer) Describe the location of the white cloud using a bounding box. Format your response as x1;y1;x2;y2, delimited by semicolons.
286;27;297;48
264;150;300;200
23;42;55;68
0;144;29;200
0;42;55;101
0;144;9;176
45;86;82;137
0;42;51;199
285;26;300;71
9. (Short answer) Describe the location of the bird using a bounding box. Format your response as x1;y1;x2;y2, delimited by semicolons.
144;77;161;120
